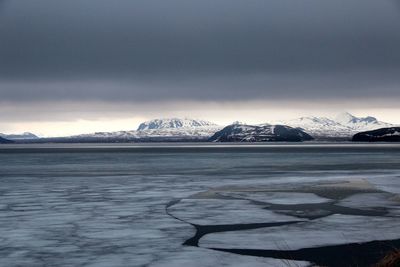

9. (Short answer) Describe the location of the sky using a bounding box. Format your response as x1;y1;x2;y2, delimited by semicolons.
0;0;400;136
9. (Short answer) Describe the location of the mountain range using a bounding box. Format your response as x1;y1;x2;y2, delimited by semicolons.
1;112;396;143
69;118;222;142
66;112;392;142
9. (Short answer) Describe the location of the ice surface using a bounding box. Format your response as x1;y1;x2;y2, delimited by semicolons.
1;144;400;266
149;247;309;267
219;191;331;204
0;181;195;267
366;175;400;194
168;198;298;225
338;193;399;209
200;214;400;250
337;191;400;217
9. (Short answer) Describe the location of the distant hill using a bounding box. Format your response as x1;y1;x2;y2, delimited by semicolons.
209;123;314;142
0;132;38;140
352;127;400;142
277;112;394;140
0;136;14;144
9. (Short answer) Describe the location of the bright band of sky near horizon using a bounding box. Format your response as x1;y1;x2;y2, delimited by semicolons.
0;0;400;136
0;101;399;137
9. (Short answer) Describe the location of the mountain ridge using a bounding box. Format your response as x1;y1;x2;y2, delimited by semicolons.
353;127;400;142
0;132;38;140
67;118;222;141
276;112;394;139
9;113;398;143
137;118;217;131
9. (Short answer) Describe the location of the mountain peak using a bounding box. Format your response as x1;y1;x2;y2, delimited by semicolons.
334;112;356;123
335;112;378;125
232;121;245;125
137;118;217;131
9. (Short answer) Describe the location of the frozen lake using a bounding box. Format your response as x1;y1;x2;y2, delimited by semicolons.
0;143;399;266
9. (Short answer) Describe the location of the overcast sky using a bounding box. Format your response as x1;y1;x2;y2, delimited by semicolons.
1;0;399;136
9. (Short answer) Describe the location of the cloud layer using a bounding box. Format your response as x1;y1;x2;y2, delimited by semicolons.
0;0;400;103
1;0;400;136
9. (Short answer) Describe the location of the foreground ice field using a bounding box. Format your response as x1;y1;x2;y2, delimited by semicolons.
0;144;399;266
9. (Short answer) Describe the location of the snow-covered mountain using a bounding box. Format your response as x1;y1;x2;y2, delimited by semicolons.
71;130;138;140
0;132;38;140
137;118;217;131
209;123;313;142
70;118;222;141
334;112;392;131
135;118;221;139
14;114;395;143
277;112;394;139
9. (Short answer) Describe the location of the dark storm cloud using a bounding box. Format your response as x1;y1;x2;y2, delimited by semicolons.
394;0;400;10
2;70;400;103
0;0;400;102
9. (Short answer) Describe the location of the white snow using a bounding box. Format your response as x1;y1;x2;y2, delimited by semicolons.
382;130;400;137
137;118;218;131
